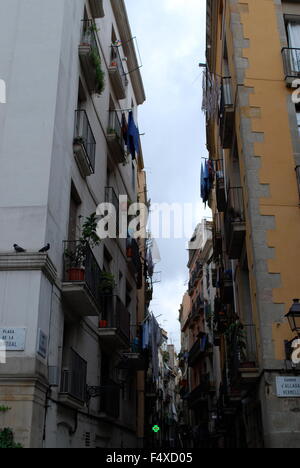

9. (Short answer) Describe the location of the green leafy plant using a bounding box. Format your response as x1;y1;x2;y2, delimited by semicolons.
107;128;117;136
0;428;23;449
65;213;101;268
0;407;11;413
91;48;105;95
99;272;115;295
225;321;247;363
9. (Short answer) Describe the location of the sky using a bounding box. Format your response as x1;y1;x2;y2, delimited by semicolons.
125;0;210;351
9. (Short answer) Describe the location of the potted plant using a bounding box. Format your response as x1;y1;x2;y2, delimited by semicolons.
99;319;108;329
99;272;115;295
65;213;101;281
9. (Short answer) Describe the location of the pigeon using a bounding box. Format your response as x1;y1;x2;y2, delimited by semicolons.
39;243;50;253
13;244;26;253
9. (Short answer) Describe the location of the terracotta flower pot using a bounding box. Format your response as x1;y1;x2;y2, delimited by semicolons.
99;320;108;329
68;268;85;281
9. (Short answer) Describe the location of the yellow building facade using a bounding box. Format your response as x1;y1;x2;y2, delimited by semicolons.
205;0;300;448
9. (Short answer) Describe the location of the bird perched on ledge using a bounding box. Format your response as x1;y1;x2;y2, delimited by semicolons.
13;244;26;253
39;243;50;253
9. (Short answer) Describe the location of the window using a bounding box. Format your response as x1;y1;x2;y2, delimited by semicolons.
296;105;300;136
68;183;81;241
286;20;300;74
287;21;300;48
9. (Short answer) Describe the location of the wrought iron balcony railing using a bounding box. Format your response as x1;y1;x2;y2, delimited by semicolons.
126;237;143;286
214;159;226;212
110;45;128;91
60;349;87;402
100;295;131;344
79;20;103;94
220;77;234;148
213;212;223;258
188;333;209;367
224;187;246;259
107;111;126;164
74;110;96;175
228;324;258;381
63;240;102;312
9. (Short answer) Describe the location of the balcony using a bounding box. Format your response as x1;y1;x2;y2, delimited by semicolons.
99;380;120;419
213;213;223;258
117;345;146;371
126;237;143;288
191;295;205;321
220;77;234;149
215;159;226;212
60;349;87;408
108;46;128;100
73;110;96;177
79;20;103;94
188;332;209;367
282;48;300;86
107;111;127;164
229;324;259;383
220;269;234;305
89;0;104;18
98;295;131;350
224;187;246;259
188;265;202;296
62;241;102;317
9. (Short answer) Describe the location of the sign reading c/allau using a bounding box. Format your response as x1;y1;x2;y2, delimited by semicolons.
276;376;300;398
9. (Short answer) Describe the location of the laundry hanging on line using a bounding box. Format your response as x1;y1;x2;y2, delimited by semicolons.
200;159;214;206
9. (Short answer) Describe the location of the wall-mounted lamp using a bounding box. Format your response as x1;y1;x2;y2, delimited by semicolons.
285;299;300;337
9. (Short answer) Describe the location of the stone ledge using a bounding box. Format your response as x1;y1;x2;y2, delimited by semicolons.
0;252;57;284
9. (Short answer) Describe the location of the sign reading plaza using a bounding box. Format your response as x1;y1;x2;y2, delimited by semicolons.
0;328;26;351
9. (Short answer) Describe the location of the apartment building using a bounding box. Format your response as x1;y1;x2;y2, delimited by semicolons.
203;0;300;449
179;221;221;448
0;0;150;449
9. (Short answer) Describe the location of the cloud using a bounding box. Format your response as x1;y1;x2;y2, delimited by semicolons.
151;275;187;352
125;0;209;348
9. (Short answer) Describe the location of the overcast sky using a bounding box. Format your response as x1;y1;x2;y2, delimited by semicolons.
125;0;210;350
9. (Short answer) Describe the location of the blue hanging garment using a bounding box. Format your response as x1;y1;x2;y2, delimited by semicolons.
127;111;140;160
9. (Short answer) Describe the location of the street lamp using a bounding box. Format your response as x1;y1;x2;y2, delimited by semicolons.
285;299;300;337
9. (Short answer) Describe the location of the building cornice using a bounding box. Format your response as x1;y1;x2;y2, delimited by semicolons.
111;0;146;105
0;253;57;284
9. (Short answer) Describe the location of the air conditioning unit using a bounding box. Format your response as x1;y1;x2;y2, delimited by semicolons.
48;366;60;387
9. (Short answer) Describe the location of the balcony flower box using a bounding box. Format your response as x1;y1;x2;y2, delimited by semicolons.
67;267;85;282
99;320;108;329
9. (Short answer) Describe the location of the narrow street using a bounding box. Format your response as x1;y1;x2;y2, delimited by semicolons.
0;0;300;452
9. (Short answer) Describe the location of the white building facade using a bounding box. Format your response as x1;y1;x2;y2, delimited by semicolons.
0;0;146;448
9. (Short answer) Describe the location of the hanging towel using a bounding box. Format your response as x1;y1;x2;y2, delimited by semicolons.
127;111;140;160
